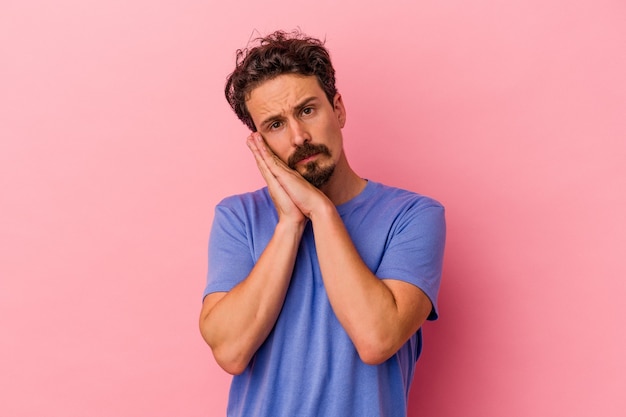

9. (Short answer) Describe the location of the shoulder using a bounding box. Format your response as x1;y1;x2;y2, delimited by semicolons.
364;181;445;213
216;187;272;213
211;187;276;230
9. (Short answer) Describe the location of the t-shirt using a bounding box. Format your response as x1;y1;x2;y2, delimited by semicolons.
204;180;446;417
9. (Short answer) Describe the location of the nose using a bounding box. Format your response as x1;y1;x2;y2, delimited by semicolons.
290;119;310;147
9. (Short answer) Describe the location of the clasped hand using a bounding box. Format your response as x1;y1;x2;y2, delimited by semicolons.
246;133;328;224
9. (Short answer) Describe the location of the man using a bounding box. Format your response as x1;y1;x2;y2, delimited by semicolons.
199;30;446;417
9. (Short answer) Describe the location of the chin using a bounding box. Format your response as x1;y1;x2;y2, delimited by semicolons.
303;164;335;188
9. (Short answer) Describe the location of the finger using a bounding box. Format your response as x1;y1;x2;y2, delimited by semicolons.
246;134;274;179
252;134;300;179
246;134;289;194
246;135;305;219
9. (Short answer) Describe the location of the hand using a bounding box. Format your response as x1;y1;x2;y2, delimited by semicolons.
247;133;307;226
247;133;330;219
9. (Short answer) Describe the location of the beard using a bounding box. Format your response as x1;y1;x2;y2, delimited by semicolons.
300;161;335;188
287;142;335;188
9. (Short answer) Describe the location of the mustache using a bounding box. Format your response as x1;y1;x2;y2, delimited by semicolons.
287;143;331;169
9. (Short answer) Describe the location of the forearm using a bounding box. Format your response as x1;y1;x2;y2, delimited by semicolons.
199;220;304;374
310;204;428;364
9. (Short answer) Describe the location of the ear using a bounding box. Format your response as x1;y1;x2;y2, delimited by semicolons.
333;93;346;128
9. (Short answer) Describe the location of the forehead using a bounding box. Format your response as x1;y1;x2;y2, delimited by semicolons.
246;74;325;118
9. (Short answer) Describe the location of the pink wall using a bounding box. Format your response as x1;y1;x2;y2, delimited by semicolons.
2;1;624;416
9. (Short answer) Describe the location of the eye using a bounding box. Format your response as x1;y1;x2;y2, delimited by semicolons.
302;107;314;116
269;121;282;130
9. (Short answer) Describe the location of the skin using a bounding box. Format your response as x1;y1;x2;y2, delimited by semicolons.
199;74;433;375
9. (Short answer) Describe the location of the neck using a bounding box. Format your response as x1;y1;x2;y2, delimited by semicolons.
319;153;366;206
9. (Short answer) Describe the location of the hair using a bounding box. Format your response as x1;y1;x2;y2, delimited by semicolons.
225;30;338;131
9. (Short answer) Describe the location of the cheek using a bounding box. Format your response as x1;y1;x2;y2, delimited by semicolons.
323;124;343;150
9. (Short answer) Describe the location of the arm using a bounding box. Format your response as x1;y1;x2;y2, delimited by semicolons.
311;204;433;364
198;134;307;375
249;135;438;365
199;220;304;375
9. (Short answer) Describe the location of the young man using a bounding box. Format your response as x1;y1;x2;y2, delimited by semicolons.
199;30;446;417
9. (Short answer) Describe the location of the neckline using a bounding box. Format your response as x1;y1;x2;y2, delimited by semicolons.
335;179;376;215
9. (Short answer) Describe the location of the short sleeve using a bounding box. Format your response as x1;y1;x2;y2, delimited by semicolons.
203;204;255;299
375;202;446;320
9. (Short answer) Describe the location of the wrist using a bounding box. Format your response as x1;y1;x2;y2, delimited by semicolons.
276;217;307;237
308;198;337;224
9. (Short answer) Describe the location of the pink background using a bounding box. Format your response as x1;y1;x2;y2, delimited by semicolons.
2;1;625;416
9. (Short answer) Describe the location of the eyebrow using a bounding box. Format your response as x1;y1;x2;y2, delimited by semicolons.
259;96;319;130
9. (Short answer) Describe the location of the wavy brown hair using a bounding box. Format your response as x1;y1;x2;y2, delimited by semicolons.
225;30;338;131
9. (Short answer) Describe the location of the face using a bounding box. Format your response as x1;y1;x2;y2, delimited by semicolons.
246;74;346;188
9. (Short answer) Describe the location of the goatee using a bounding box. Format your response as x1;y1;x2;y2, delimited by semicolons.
288;143;335;188
301;162;335;188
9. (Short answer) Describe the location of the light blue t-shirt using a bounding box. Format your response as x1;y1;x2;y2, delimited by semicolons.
204;180;446;417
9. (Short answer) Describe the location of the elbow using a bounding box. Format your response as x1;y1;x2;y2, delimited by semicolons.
203;334;251;375
354;338;398;365
202;339;251;376
199;321;250;375
215;354;249;375
357;348;395;366
204;334;251;375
